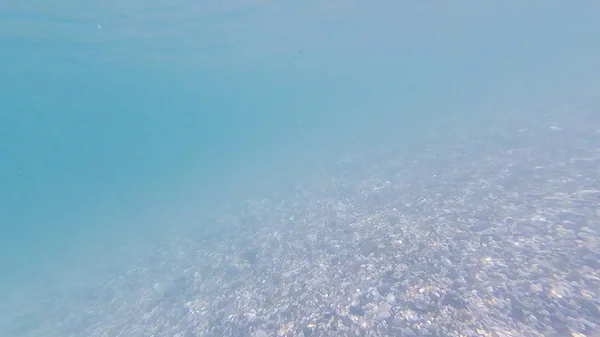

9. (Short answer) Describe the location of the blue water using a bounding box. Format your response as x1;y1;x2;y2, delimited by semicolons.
1;0;600;333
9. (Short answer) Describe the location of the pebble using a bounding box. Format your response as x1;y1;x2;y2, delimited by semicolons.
386;293;396;305
255;329;268;337
376;302;391;320
349;305;365;316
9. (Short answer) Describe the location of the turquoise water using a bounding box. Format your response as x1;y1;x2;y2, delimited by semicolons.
2;0;600;330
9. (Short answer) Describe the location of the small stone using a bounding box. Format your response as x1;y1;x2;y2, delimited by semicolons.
255;329;268;337
389;316;406;328
511;307;525;320
442;292;467;309
340;316;353;327
386;293;396;304
377;283;391;295
349;305;365;316
411;300;428;312
378;310;391;320
377;302;392;320
404;309;419;323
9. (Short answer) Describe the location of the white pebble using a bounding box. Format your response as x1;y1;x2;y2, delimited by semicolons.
386;293;396;304
255;329;268;337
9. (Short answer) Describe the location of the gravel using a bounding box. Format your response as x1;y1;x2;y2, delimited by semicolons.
3;94;600;337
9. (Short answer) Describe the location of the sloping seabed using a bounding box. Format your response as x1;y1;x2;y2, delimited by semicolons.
3;88;600;337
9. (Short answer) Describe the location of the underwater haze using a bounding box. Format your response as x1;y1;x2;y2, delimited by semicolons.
2;1;600;336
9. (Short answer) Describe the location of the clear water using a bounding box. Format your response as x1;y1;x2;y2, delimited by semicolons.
1;1;600;335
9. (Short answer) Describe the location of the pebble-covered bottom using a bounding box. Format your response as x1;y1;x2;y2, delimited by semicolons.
4;96;600;337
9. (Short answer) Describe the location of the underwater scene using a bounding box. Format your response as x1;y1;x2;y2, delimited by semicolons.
1;1;600;336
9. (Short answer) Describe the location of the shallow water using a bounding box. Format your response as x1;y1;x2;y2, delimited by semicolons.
1;1;600;336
